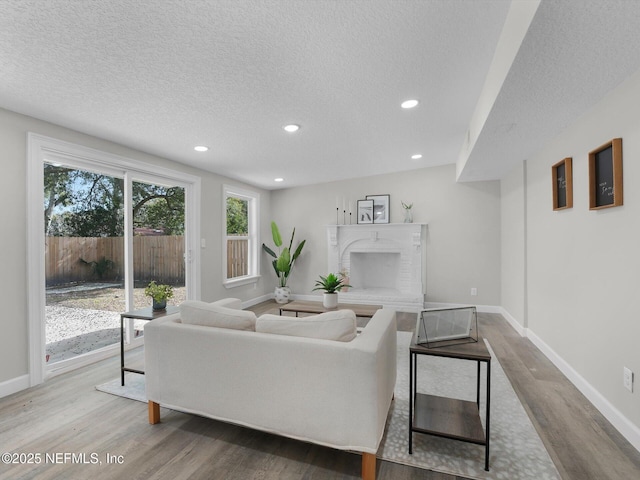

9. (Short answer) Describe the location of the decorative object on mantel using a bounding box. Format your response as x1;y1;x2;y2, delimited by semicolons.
357;199;374;224
144;281;174;310
338;268;350;292
401;201;414;223
312;272;351;308
335;196;354;225
366;194;390;223
552;158;573;211
262;221;306;304
589;138;623;210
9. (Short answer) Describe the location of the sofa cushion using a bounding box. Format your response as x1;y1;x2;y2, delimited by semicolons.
180;300;256;330
256;310;357;342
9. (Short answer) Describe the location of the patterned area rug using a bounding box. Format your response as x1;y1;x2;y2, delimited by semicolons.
381;332;560;479
97;332;560;480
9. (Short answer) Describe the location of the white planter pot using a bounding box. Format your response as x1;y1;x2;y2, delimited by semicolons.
323;293;338;309
274;286;291;304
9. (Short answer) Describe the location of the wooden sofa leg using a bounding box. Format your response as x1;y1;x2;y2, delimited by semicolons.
362;452;376;480
148;401;160;424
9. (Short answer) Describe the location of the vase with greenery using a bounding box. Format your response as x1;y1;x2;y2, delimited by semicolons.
401;201;413;223
262;221;306;304
312;273;351;308
144;281;174;310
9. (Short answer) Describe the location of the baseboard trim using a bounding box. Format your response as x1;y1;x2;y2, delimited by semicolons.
0;374;30;399
498;307;527;337
527;328;640;453
241;294;273;309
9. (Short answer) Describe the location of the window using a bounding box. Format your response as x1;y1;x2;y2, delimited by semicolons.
223;185;259;286
28;133;201;383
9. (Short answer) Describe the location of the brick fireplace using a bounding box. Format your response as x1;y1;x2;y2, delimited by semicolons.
326;223;426;310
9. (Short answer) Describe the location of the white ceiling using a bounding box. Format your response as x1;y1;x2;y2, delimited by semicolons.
1;1;639;190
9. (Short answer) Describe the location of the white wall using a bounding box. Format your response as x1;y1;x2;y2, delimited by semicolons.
500;161;527;331
502;70;640;437
269;164;501;306
0;107;272;389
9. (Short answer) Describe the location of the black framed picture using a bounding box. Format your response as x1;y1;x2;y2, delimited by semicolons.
589;138;623;210
357;199;374;224
552;157;573;211
366;194;390;223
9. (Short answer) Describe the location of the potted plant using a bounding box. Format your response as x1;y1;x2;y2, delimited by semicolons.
262;221;306;304
312;273;351;309
144;281;174;310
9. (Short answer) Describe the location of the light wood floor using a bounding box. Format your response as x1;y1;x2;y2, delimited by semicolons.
0;302;638;480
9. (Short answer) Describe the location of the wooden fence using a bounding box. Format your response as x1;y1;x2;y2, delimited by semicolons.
227;238;248;278
46;236;249;286
46;236;185;286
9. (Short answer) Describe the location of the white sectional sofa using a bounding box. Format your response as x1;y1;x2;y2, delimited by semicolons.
144;298;397;480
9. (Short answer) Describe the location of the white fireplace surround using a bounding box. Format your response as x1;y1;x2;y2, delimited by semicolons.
326;223;427;309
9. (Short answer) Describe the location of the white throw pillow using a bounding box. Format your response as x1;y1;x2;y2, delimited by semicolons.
180;300;256;331
256;310;357;342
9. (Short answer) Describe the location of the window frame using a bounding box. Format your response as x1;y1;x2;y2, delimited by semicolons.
27;133;201;384
222;184;260;288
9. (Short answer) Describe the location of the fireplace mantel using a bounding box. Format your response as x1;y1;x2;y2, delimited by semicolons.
326;223;427;309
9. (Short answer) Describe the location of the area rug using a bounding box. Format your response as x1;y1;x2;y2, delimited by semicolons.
97;333;560;480
379;332;560;479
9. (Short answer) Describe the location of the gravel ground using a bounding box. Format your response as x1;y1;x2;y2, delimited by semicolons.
45;283;186;362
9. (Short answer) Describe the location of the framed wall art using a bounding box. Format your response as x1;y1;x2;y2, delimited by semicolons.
357;199;374;224
589;138;623;210
366;194;390;223
552;157;573;210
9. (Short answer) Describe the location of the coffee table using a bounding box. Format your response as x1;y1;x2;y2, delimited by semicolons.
279;300;382;318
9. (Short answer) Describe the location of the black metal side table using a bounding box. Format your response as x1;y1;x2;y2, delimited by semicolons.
120;305;179;385
409;334;492;471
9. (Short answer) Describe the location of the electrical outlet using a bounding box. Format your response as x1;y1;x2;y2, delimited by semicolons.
470;287;477;296
623;367;633;392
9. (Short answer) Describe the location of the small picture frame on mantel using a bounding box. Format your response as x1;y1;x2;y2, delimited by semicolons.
589;138;623;210
552;157;573;211
366;194;390;224
357;199;374;224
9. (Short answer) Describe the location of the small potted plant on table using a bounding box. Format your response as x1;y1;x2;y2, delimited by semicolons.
145;281;174;310
312;273;351;309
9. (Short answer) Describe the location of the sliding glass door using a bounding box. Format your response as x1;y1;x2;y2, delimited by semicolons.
44;165;126;364
29;134;200;381
130;180;185;337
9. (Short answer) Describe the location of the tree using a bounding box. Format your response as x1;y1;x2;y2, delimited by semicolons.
43;165;77;235
226;197;248;235
44;165;185;237
133;185;185;235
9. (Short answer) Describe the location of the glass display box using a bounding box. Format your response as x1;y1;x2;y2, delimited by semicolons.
415;306;478;348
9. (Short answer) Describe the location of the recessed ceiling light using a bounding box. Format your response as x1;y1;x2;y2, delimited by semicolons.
274;177;284;182
401;99;419;109
283;124;300;133
194;145;209;152
411;154;423;160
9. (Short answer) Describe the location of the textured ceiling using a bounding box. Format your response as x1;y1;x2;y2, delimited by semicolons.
0;1;639;189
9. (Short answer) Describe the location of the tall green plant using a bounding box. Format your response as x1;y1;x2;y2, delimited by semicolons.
262;221;305;287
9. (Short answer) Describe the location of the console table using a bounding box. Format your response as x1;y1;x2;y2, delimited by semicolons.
409;335;491;471
278;300;382;318
120;305;179;386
